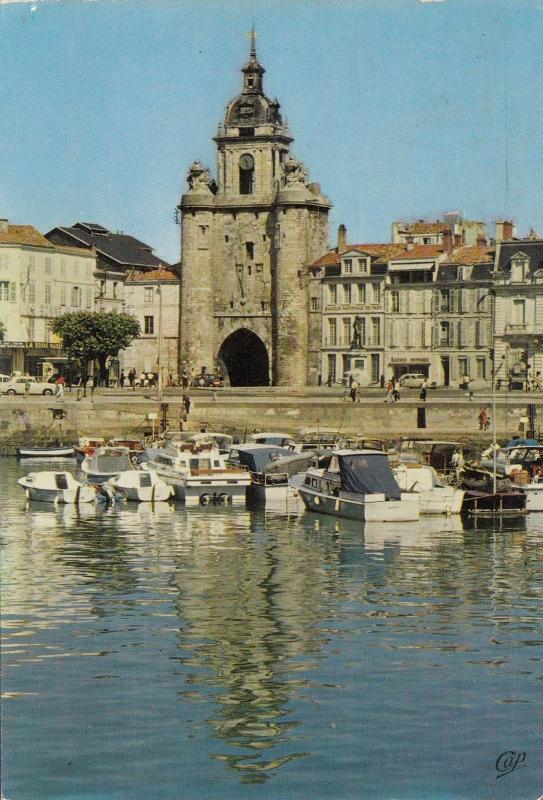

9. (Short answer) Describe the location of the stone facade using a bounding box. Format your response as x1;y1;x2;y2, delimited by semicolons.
178;35;330;386
0;218;96;376
313;225;496;387
122;269;180;380
493;236;543;389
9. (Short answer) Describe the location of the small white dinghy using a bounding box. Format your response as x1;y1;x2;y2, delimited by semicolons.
18;471;96;504
106;470;173;502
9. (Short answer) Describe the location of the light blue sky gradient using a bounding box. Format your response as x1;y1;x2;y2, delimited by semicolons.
1;0;542;263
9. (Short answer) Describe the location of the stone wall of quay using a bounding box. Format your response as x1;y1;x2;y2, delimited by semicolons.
0;391;540;453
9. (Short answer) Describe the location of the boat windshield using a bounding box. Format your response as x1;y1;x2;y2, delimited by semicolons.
55;474;69;490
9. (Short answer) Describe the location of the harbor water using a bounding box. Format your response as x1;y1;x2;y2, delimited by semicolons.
1;458;542;800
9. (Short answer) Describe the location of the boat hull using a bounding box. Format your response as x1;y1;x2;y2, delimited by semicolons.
524;483;543;512
298;486;419;522
417;487;464;515
18;447;75;459
18;481;95;504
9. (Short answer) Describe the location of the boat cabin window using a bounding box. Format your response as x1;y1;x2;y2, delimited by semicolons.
157;456;173;466
305;476;311;486
55;474;69;490
139;473;152;487
190;458;211;470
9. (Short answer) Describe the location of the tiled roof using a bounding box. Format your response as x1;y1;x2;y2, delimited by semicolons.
383;244;444;263
311;243;406;269
400;221;450;234
0;224;54;248
442;245;494;265
127;269;179;282
45;223;170;270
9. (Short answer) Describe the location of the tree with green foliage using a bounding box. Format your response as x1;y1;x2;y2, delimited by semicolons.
50;311;140;395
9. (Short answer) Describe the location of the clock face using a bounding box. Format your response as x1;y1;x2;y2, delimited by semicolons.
239;154;254;170
239;103;254;118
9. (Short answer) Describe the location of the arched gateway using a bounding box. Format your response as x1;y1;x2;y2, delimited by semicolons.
218;329;270;386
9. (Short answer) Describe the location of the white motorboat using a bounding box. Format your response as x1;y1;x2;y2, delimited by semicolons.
17;471;96;504
143;442;251;506
80;446;134;483
106;470;173;502
230;443;305;510
17;445;75;459
292;449;419;522
393;463;464;515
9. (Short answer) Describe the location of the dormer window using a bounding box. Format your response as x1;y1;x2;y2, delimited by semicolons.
239;153;255;194
357;257;368;273
343;259;353;274
511;253;529;283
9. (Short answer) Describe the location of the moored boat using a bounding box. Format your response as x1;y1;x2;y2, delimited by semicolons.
17;445;75;459
17;471;96;504
143;442;251;506
80;446;134;484
106;470;173;502
292;449;419;522
393;463;464;515
230;443;305;509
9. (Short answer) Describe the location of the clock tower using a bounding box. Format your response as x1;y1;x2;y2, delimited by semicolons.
178;32;331;386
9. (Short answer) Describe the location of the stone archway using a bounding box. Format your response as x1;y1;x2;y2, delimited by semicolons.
218;329;270;386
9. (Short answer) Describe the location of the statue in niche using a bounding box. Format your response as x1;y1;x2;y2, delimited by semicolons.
350;316;364;350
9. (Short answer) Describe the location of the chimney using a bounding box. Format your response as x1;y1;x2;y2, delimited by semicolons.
406;235;414;252
337;224;347;253
496;220;515;242
454;233;462;249
476;234;487;247
0;218;8;234
442;228;453;255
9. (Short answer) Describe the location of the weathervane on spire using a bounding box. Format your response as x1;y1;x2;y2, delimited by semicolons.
249;23;257;59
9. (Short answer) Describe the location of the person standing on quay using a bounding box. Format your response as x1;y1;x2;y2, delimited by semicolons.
350;380;358;403
120;370;126;388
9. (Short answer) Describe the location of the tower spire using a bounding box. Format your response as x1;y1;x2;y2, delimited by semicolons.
250;23;257;60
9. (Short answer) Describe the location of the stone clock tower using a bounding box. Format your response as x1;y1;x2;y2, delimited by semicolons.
178;33;331;386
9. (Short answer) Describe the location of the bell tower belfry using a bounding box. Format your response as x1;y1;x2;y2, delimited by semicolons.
178;32;331;386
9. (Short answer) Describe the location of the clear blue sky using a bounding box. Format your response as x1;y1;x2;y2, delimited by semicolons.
1;0;542;264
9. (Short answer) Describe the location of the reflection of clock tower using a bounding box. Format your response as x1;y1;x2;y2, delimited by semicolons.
178;32;331;386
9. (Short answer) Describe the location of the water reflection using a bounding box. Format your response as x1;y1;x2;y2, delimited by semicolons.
2;458;542;799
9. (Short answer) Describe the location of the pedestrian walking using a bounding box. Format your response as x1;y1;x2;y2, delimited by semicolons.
393;378;400;402
128;368;135;389
120;370;126;388
55;374;65;398
181;370;189;390
462;373;470;393
24;376;31;396
384;379;394;403
183;394;191;416
419;378;427;402
534;371;542;392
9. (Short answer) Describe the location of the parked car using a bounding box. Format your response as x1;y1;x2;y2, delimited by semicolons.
2;377;56;396
397;373;436;389
0;374;12;385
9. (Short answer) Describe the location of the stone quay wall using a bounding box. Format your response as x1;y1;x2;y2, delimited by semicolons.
0;390;541;454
